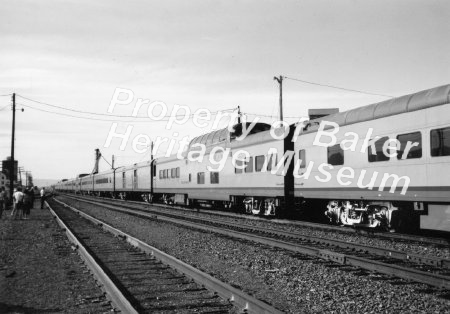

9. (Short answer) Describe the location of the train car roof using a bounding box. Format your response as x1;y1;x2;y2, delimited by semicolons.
303;84;450;133
188;122;271;149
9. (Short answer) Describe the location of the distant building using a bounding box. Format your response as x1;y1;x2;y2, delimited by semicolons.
0;172;10;193
2;157;18;182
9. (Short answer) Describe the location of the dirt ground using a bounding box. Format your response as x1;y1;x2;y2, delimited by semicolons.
0;202;114;313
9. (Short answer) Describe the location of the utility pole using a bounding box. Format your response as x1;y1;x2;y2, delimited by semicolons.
18;167;23;187
237;106;241;124
150;141;154;197
112;155;116;196
9;93;15;202
273;75;283;121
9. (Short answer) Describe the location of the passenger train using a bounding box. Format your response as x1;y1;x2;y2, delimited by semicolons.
55;85;450;234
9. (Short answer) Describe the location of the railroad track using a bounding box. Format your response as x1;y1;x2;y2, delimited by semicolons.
70;193;450;247
57;194;450;290
46;199;283;314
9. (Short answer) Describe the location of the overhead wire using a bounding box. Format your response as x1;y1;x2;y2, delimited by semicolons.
283;76;395;98
17;94;236;119
18;103;233;123
0;104;11;111
242;112;306;120
101;154;113;169
243;77;394;120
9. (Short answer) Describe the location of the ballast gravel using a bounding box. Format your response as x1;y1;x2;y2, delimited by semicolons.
58;197;450;313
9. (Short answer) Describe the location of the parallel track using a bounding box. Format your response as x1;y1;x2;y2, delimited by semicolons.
82;193;450;247
59;194;450;290
48;198;283;314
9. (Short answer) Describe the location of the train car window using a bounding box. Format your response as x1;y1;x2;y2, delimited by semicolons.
219;129;228;142
212;130;221;143
122;172;126;188
431;127;450;157
298;149;306;168
327;144;344;166
189;173;192;182
245;157;254;173
255;155;265;172
235;160;244;174
197;172;205;184
170;168;175;178
210;172;219;184
159;170;163;179
267;153;277;171
153;165;156;177
368;136;390;162
165;169;169;178
397;132;422;159
190;136;200;146
176;167;180;178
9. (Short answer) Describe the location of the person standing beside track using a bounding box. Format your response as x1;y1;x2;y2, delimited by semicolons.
23;188;33;219
12;187;24;220
40;187;46;209
0;186;6;219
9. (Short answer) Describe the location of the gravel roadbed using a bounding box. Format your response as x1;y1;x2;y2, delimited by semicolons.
58;196;450;314
0;203;114;313
235;218;450;259
128;201;450;260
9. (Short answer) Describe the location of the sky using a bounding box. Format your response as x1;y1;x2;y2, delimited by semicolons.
0;0;449;182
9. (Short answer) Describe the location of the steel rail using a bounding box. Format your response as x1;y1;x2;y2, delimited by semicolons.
63;194;450;269
52;198;284;314
46;201;138;314
58;195;450;290
190;216;450;269
66;193;450;246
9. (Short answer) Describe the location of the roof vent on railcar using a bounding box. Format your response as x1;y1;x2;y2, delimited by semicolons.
302;108;340;132
230;122;271;139
308;108;339;121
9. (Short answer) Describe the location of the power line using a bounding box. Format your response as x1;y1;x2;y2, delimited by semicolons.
0;93;12;97
17;94;235;119
18;103;151;122
0;104;10;111
283;76;395;98
243;112;306;120
101;154;113;168
18;103;233;123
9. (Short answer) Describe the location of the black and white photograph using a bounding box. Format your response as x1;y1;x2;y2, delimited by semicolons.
1;1;449;313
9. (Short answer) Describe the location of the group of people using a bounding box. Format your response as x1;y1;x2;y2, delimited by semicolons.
0;186;46;220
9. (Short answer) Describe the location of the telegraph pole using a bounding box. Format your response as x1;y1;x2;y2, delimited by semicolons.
273;75;283;121
150;141;154;197
112;155;116;196
9;93;16;202
18;167;23;186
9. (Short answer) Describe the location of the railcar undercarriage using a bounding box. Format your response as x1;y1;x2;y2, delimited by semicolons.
325;200;396;230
